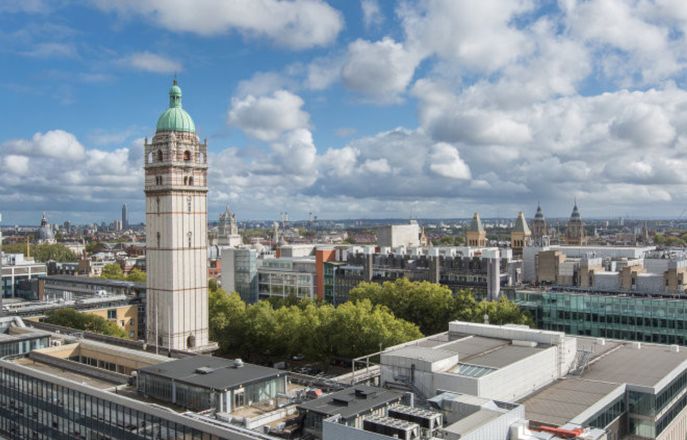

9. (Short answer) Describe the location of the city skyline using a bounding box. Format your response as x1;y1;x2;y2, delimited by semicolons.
4;1;687;223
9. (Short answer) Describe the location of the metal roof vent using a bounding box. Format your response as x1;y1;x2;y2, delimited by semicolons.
234;358;244;368
195;367;214;374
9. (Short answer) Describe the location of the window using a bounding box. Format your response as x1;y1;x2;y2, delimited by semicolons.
189;176;193;186
147;152;153;163
187;232;192;248
107;309;116;319
157;150;163;162
183;150;191;161
156;232;160;249
156;197;160;214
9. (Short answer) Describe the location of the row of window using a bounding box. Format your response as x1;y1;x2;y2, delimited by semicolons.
0;366;234;439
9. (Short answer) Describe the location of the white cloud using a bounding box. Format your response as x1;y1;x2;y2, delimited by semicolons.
4;130;85;160
428;143;471;179
361;0;383;30
123;52;182;74
400;0;534;72
91;0;343;50
341;37;421;102
20;42;77;58
0;132;142;217
4;155;29;176
361;158;391;174
228;90;310;141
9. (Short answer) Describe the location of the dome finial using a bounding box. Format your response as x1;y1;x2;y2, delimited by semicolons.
169;79;182;108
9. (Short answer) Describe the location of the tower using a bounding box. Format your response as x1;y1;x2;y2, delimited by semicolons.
144;80;212;352
510;211;531;257
565;201;587;246
218;205;242;247
122;203;128;229
466;212;487;247
531;203;547;246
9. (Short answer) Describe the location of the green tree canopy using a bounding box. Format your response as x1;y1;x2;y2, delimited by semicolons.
2;243;77;262
44;308;128;338
349;278;532;334
101;263;125;280
208;290;422;362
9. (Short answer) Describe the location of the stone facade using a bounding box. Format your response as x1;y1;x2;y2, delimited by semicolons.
144;86;210;352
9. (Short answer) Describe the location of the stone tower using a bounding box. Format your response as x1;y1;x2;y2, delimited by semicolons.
510;211;531;257
531;203;547;245
565;201;587;246
218;205;242;247
466;212;487;247
144;80;212;352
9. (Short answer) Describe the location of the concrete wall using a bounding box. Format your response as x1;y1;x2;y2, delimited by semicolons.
477;347;558;401
378;224;420;248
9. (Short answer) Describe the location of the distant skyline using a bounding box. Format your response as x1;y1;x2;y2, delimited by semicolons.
4;1;687;224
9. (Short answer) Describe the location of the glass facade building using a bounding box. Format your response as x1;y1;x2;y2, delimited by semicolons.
513;290;687;345
0;361;254;439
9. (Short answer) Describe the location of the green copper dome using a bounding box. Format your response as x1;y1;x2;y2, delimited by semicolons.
156;80;195;133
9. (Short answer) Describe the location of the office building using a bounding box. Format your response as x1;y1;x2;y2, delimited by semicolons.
1;253;47;298
377;223;421;248
377;319;687;440
122;202;128;229
257;257;316;301
221;247;258;303
144;80;213;352
137;356;287;412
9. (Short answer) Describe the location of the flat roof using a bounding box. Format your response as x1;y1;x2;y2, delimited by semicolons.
138;356;284;391
443;408;503;436
384;346;456;363
581;342;687;388
520;378;622;426
298;386;403;419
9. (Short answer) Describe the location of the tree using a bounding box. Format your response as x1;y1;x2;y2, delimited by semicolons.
349;279;456;335
44;308;128;338
208;294;422;362
349;279;532;334
101;263;125;280
126;268;146;284
2;243;77;262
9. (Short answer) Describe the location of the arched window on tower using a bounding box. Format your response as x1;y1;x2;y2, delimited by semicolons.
156;197;160;215
183;177;188;185
157;150;163;162
183;150;191;161
156;232;160;249
189;176;193;186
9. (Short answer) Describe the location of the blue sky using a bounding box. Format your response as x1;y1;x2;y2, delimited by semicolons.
3;0;687;225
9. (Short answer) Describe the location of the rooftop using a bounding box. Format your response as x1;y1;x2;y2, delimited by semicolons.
520;378;623;426
297;385;403;419
138;356;284;391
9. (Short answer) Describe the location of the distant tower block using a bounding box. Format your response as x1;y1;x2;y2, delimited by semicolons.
144;80;213;352
510;211;531;257
466;212;487;247
565;200;587;246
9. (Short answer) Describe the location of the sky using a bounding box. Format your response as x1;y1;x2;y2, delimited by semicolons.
3;0;687;225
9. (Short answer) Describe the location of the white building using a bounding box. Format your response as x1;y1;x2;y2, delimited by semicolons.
378;223;421;248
